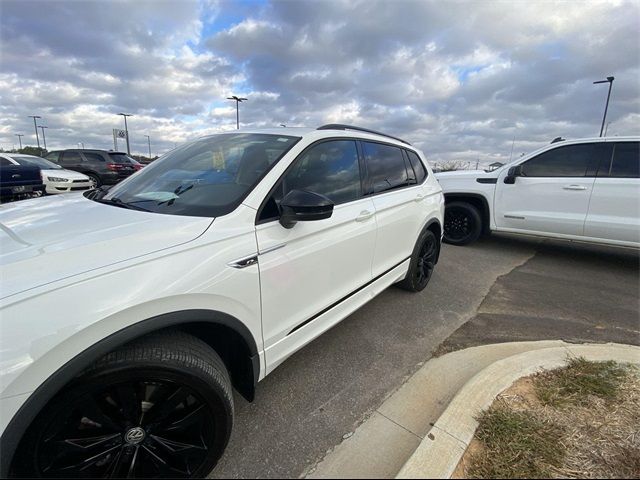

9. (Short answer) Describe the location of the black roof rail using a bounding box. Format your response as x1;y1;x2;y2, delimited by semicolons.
317;124;411;146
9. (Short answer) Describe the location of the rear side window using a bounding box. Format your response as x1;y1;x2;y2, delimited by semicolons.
362;141;409;193
82;152;105;162
109;153;136;164
406;150;427;183
521;144;599;177
607;142;639;178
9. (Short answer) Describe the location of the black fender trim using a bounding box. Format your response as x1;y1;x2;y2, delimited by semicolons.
443;192;492;235
424;217;443;264
0;309;259;477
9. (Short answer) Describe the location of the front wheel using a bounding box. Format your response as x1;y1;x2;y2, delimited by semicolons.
11;331;234;478
443;201;483;245
397;229;439;292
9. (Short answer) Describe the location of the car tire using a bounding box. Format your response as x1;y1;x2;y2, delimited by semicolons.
443;201;483;246
397;228;439;292
87;173;101;189
11;331;234;478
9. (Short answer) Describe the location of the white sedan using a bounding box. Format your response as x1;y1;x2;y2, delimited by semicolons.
0;153;93;194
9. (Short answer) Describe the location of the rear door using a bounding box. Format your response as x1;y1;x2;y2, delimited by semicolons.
256;139;376;372
362;141;425;277
495;143;604;236
584;141;640;245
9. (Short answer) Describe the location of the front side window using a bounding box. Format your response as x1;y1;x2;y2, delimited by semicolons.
60;152;83;164
282;140;361;204
362;141;409;193
521;144;599;177
608;142;639;178
45;152;60;162
102;133;300;217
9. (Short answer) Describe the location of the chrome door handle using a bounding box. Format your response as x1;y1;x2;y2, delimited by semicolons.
356;210;374;222
563;185;587;191
415;194;425;202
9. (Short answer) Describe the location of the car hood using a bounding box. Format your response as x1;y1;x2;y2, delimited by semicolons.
0;194;214;299
41;169;89;181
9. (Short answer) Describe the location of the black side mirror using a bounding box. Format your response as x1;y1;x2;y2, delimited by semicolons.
279;189;334;229
504;165;523;184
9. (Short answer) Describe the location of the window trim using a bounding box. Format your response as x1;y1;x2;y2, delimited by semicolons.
597;141;639;179
256;137;367;225
405;148;428;184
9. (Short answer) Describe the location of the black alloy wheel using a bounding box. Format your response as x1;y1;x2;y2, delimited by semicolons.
398;229;439;292
11;332;233;479
443;202;482;246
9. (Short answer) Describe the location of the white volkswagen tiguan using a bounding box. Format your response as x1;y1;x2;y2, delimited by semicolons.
0;125;444;478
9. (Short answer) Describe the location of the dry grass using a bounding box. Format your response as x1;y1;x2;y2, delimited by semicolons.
463;357;640;479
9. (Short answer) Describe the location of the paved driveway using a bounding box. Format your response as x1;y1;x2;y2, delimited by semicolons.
210;234;639;478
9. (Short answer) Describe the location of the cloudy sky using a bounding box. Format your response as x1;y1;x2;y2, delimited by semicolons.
1;0;638;165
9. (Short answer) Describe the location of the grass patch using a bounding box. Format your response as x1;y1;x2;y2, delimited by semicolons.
533;356;631;407
467;404;564;478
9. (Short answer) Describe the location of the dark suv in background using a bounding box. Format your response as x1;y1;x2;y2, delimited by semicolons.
44;149;142;188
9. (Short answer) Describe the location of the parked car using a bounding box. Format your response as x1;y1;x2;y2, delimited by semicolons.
44;149;139;188
0;153;92;195
0;125;443;478
436;137;639;247
0;156;45;202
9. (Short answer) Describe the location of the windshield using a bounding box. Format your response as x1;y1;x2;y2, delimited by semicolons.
102;133;300;217
12;155;62;169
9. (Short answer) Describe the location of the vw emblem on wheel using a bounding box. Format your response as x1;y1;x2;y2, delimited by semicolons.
124;427;146;444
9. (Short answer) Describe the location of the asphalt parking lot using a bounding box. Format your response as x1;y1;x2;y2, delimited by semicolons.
209;234;640;478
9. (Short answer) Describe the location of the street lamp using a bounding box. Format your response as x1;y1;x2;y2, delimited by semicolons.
38;126;48;151
593;76;615;137
28;115;41;148
117;113;133;154
15;134;24;150
144;135;152;159
226;96;247;129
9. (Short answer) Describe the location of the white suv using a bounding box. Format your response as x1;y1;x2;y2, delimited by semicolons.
436;137;639;248
0;124;443;478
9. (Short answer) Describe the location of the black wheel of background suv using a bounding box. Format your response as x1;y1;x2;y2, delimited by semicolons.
86;173;101;189
443;201;482;246
398;228;439;292
11;331;233;479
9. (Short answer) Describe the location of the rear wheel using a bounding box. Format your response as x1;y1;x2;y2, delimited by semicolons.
87;174;101;189
11;331;233;478
398;229;439;292
443;201;482;245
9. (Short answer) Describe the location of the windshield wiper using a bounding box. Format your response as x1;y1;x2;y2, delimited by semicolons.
96;197;151;212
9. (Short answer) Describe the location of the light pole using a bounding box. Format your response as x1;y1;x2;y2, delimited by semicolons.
226;96;247;129
117;113;133;154
28;115;41;148
144;135;151;159
15;134;24;149
593;76;614;137
38;126;48;151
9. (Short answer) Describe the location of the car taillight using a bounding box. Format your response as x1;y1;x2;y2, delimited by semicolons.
106;163;124;171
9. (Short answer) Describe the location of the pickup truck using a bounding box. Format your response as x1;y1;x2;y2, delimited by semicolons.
436;136;639;248
0;159;45;202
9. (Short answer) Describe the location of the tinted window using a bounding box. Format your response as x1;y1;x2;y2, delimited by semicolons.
283;140;360;204
11;156;61;169
609;142;639;178
83;152;105;163
60;152;84;164
522;144;598;177
109;153;137;164
45;152;60;162
406;150;427;183
0;158;13;166
102;133;300;218
363;142;409;193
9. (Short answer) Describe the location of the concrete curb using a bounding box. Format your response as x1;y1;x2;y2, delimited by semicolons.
396;342;640;479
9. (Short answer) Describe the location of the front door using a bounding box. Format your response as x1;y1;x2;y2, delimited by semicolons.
495;142;604;237
255;139;377;373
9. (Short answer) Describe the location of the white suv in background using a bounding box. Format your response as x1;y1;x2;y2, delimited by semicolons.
0;124;443;478
436;137;639;248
